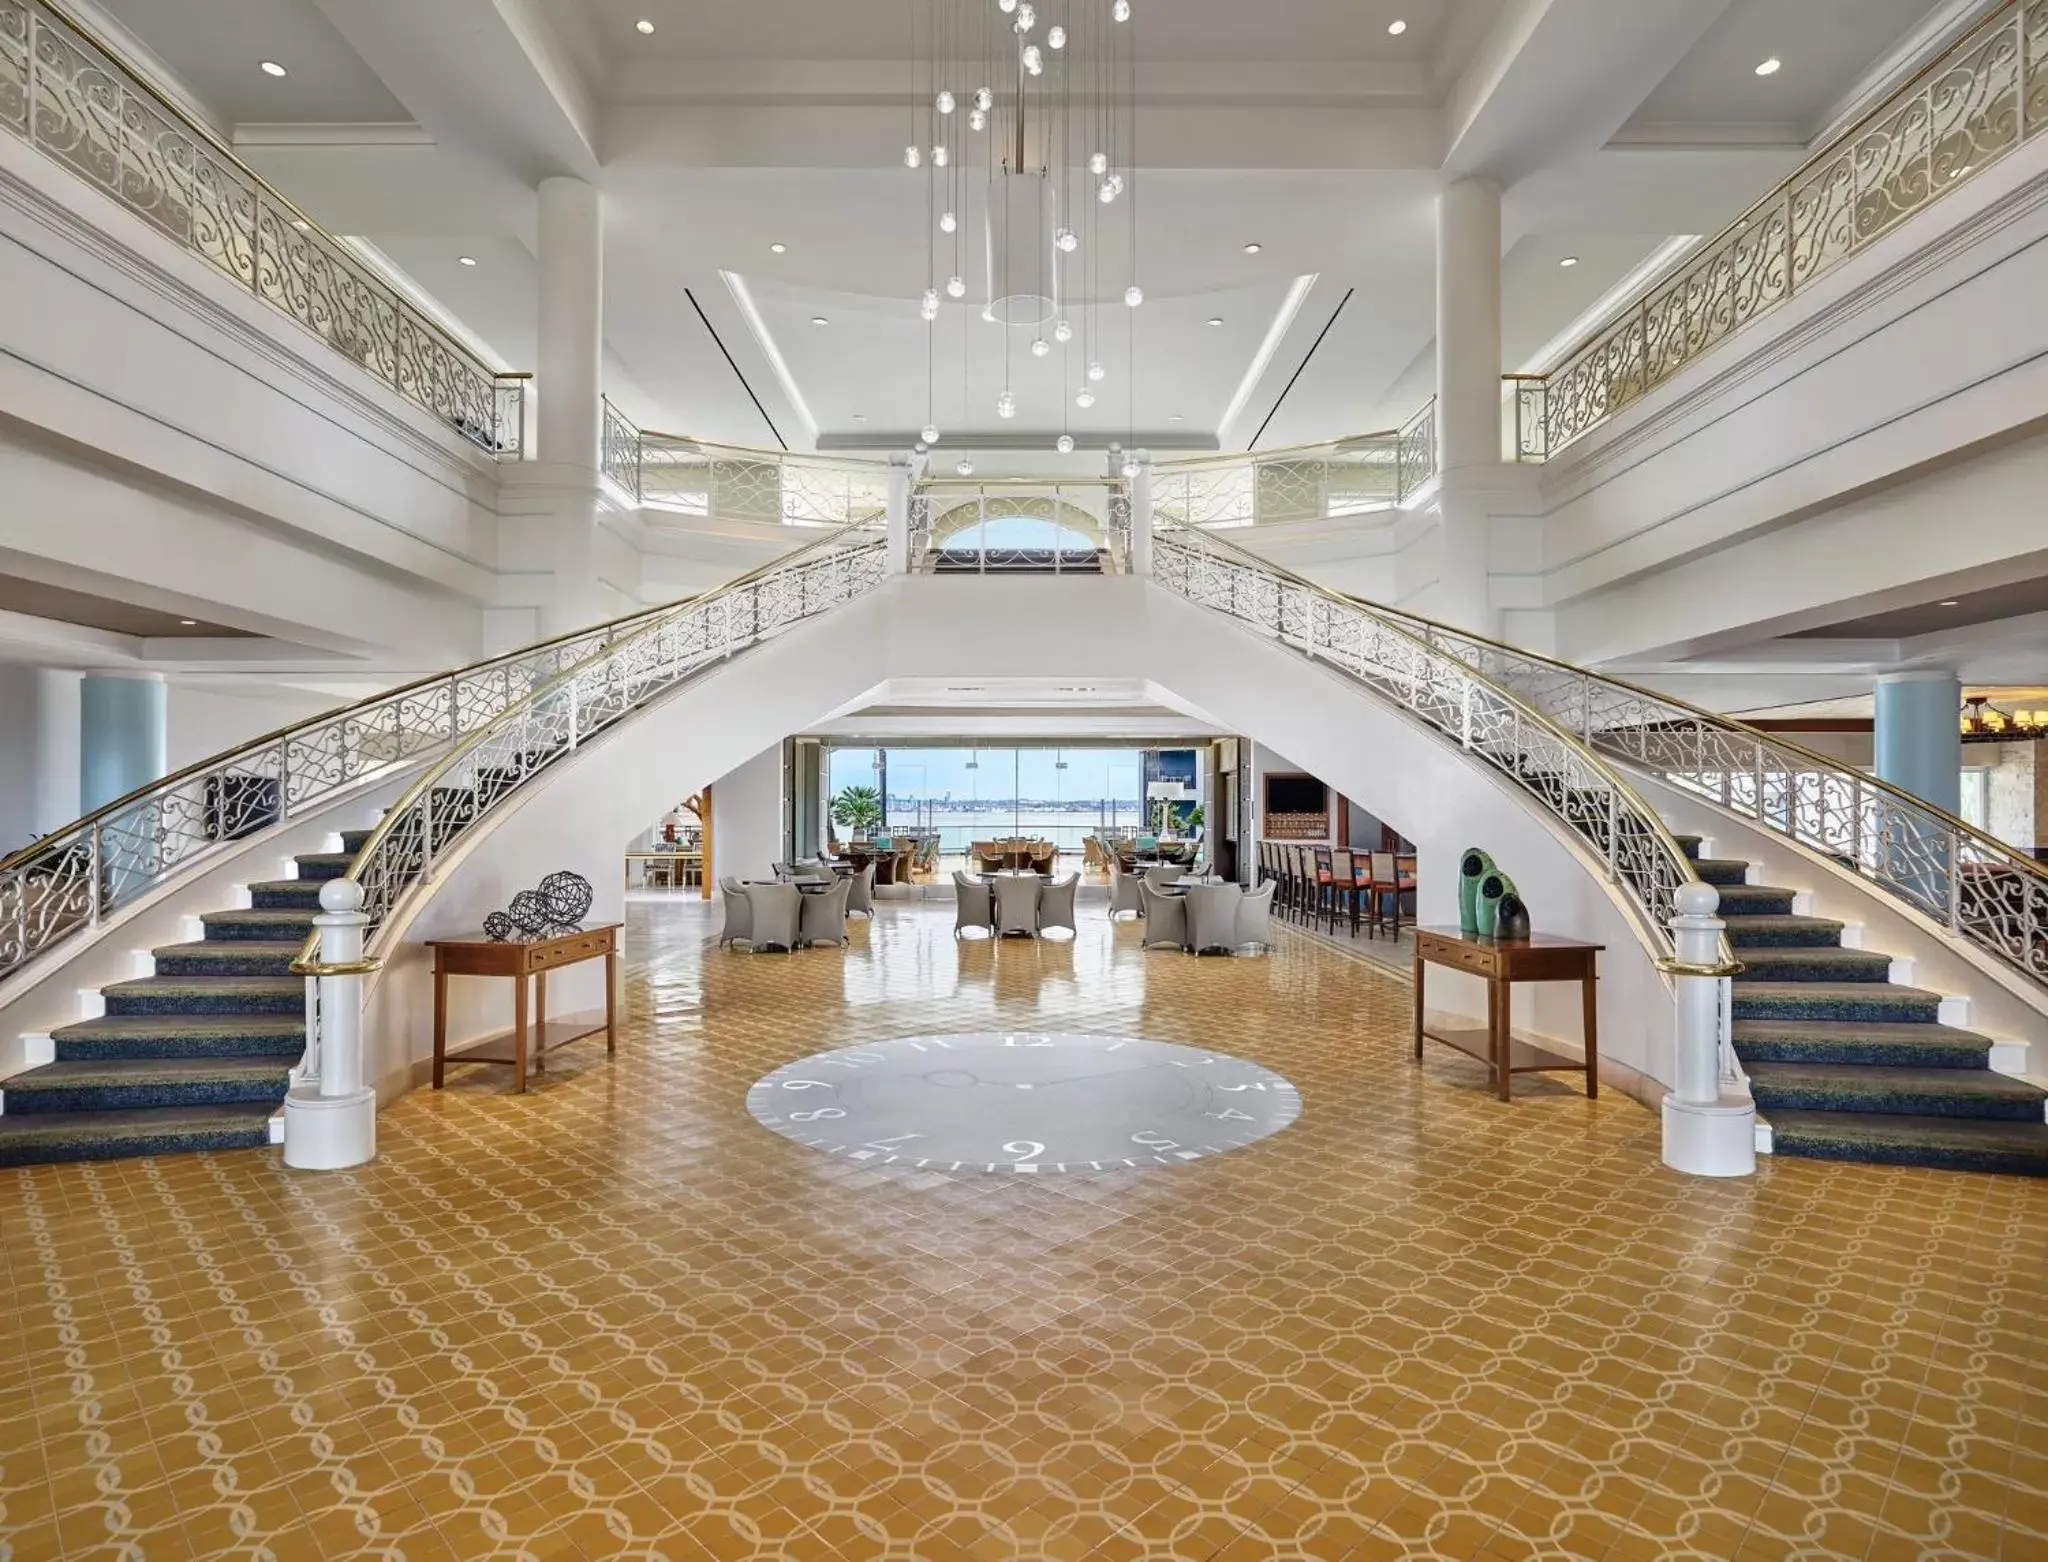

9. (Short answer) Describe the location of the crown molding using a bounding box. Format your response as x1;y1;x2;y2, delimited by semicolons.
232;121;434;148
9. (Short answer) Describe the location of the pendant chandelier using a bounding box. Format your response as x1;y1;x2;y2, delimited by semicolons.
1960;695;2048;743
905;0;1141;453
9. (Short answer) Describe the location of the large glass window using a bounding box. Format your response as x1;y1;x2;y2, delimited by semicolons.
826;747;1169;856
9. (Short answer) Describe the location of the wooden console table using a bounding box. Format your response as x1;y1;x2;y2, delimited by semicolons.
1412;927;1601;1101
428;925;620;1093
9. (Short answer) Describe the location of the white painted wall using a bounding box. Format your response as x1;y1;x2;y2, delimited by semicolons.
712;745;785;884
0;666;81;850
165;683;343;772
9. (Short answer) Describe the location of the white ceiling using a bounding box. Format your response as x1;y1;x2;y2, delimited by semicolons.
88;0;1952;452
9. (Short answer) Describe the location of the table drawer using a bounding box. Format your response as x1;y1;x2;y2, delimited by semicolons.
1423;939;1497;977
529;930;613;971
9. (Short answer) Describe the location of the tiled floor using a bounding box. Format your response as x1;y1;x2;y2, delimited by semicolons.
2;901;2044;1560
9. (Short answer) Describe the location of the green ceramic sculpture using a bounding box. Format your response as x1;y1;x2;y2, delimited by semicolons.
1458;849;1494;935
1476;870;1516;938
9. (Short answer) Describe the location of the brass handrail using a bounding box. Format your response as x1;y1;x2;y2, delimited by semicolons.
293;519;886;970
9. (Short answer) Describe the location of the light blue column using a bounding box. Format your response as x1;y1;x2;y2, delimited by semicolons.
80;674;167;813
1874;671;1961;814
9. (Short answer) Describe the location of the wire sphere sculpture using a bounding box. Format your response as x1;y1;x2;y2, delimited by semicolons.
485;872;596;941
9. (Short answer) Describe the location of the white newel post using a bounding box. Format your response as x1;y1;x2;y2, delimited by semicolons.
1129;453;1154;577
283;879;379;1170
1660;881;1755;1177
885;457;911;574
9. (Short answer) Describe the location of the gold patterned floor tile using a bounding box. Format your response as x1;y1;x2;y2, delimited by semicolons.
1;899;2044;1560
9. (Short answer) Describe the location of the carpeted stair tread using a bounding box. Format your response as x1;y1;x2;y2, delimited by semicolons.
1712;884;1799;913
1671;833;1704;858
1764;1111;2048;1176
1692;858;1752;887
1732;1018;1991;1069
293;853;353;881
0;1104;275;1166
151;940;301;977
103;975;304;1015
247;879;327;909
339;829;375;853
1733;981;1941;1023
49;1013;305;1061
1748;1062;2046;1120
1734;947;1894;983
200;908;319;942
1722;914;1848;949
2;1057;293;1113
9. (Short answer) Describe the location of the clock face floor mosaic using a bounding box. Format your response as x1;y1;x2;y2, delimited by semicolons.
748;1033;1300;1172
2;897;2044;1561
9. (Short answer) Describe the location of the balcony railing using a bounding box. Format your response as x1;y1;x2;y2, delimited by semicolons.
1511;0;2044;461
0;0;525;454
1152;401;1437;531
600;399;890;527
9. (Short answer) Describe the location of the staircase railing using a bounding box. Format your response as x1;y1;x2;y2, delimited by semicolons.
1511;0;2039;461
600;400;891;526
1152;402;1438;529
303;522;888;970
1374;612;2048;992
1150;520;1723;984
1;0;527;454
0;598;703;984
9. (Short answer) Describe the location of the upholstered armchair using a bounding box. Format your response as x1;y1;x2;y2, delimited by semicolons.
1143;863;1187;887
1138;879;1188;951
1108;862;1143;919
718;877;753;948
846;863;876;918
743;883;802;951
799;877;852;947
1185;884;1246;954
1237;882;1276;952
953;870;994;939
994;874;1042;938
1038;874;1079;937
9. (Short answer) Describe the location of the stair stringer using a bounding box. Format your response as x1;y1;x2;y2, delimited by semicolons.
355;574;1685;1107
1629;770;2048;1085
0;769;417;1085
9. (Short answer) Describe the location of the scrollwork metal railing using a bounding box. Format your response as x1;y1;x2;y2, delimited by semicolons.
0;0;526;454
1150;520;1719;991
303;523;888;960
1513;0;2043;460
1378;612;2048;991
1152;404;1438;530
601;400;891;526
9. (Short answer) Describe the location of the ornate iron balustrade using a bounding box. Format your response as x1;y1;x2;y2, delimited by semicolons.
307;525;887;966
0;599;695;982
1150;521;1716;991
0;0;525;454
600;401;891;526
1513;0;2043;460
1380;614;2048;991
1152;406;1437;531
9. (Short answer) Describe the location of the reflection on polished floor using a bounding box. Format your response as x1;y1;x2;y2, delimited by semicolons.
3;901;2044;1561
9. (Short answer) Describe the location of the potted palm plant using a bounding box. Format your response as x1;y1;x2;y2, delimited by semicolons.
832;785;884;841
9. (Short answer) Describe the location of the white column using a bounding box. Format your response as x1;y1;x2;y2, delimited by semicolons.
1660;881;1756;1177
33;670;82;833
885;457;912;574
537;177;603;468
1128;452;1154;578
1875;670;1963;815
79;672;167;812
1433;178;1501;631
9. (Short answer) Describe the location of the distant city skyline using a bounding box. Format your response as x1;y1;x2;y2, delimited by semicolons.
829;747;1152;804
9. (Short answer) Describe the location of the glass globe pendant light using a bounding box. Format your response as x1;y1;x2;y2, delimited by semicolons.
1015;4;1036;33
1088;151;1107;176
1075;388;1096;409
922;423;940;444
969;107;988;131
921;288;940;321
997;0;1016;12
1125;284;1144;307
1121;455;1140;478
1048;24;1066;48
1056;434;1075;453
1114;0;1131;20
1087;361;1105;382
1031;337;1050;357
1098;179;1117;204
904;145;921;168
956;458;974;476
940;210;957;234
974;87;993;111
996;390;1018;419
936;89;955;114
932;144;949;167
946;275;966;298
1054;227;1077;252
1023;44;1042;75
1053;318;1073;342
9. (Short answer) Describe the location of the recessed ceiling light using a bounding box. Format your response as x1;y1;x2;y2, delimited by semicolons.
635;18;655;34
852;413;867;422
1207;317;1224;327
259;60;287;77
1388;19;1408;35
1169;414;1185;422
178;618;198;626
1243;242;1262;254
457;255;477;266
1559;255;1579;268
811;316;829;326
769;242;787;253
1755;57;1782;76
1939;599;1960;607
